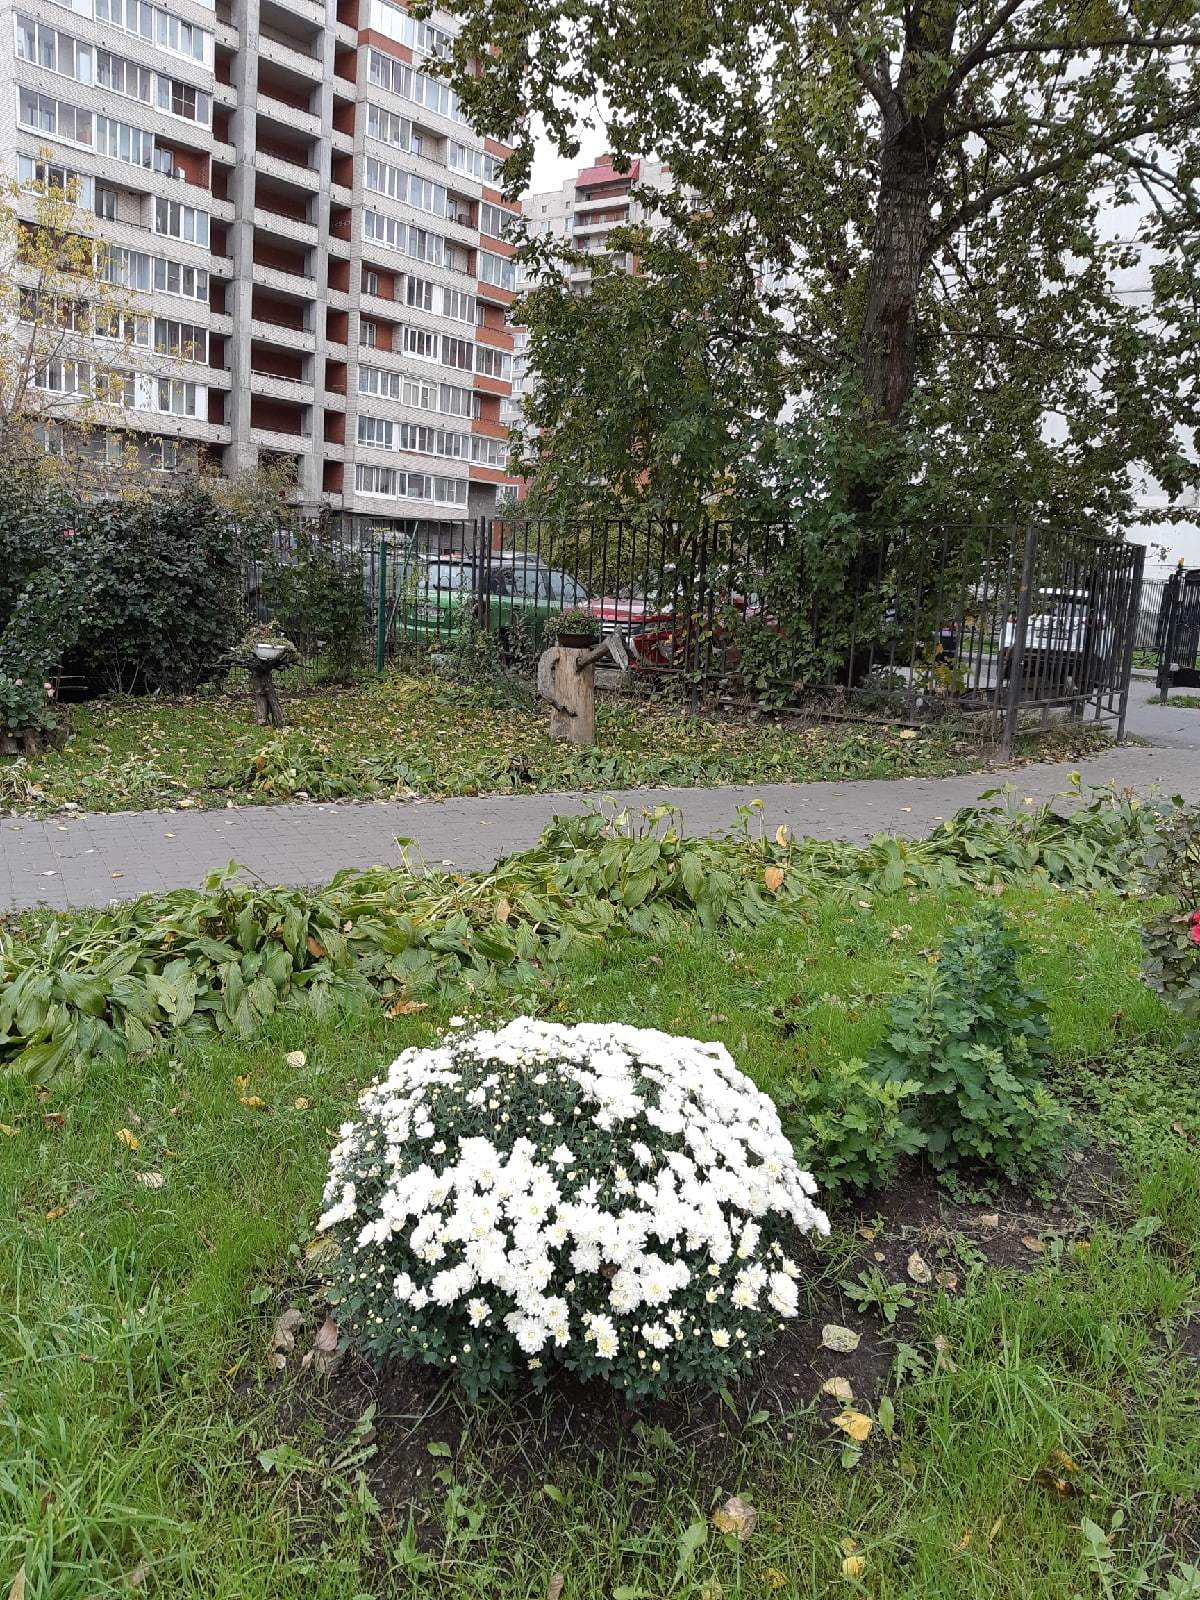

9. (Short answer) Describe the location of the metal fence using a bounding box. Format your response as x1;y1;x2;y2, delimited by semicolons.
244;516;1146;750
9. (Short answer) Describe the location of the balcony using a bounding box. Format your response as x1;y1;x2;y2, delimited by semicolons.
254;207;318;247
250;368;314;402
258;34;323;81
256;92;321;140
252;262;316;297
254;148;320;191
250;317;315;351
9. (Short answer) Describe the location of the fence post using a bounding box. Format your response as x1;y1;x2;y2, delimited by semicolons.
1001;525;1038;755
375;537;388;673
1159;570;1181;704
1116;545;1145;741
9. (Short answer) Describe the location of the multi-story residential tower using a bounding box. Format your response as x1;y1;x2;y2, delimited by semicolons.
4;0;518;539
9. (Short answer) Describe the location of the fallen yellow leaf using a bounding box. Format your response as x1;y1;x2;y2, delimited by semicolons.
45;1206;68;1221
0;1124;18;1138
240;1095;267;1110
387;999;428;1017
1021;1235;1045;1254
235;1075;251;1094
821;1376;854;1403
762;1569;788;1591
294;1097;311;1110
841;1554;865;1579
764;865;786;894
711;1495;757;1539
833;1409;873;1442
495;897;511;924
774;824;790;847
116;1128;139;1150
897;728;918;740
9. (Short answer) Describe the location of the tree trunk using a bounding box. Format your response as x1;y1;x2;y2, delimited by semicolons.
250;663;285;727
859;120;938;422
537;646;596;744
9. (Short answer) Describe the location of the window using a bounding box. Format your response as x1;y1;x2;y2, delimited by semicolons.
149;436;179;471
439;381;479;419
358;362;399;398
154;318;207;361
356;463;397;496
17;154;92;208
18;89;93;146
366;104;412;151
479;250;516;292
368;1;453;62
471;435;508;467
34;359;91;395
479;202;517;241
93;0;212;63
94;185;118;220
405;274;434;312
96;47;151;99
475;344;512;380
154;199;209;245
95;307;151;345
364;46;464;122
158;77;210;123
94;115;156;167
359;318;378;348
362;267;380;296
441;335;472;371
152;256;208;301
434;475;468;506
447;141;484;180
442;287;474;323
402;323;439;361
357;414;395;449
156;376;197;415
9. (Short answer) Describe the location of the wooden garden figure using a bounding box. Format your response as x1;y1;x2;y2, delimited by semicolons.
537;611;629;746
229;626;299;728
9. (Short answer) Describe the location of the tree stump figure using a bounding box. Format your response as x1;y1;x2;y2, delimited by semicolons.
537;634;629;745
229;626;299;729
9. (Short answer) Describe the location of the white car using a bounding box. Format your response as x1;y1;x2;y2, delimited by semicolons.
1001;588;1114;692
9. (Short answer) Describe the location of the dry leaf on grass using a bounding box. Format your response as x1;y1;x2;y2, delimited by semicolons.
821;1376;854;1403
841;1554;866;1579
711;1496;757;1540
1021;1235;1045;1254
822;1324;861;1353
268;1308;303;1370
8;1564;26;1600
387;999;428;1017
763;866;786;893
496;897;511;924
833;1410;874;1443
0;1124;17;1138
932;1334;958;1372
126;1558;149;1588
285;1050;307;1069
116;1128;139;1150
239;1095;267;1110
546;1574;565;1600
136;1172;164;1189
906;1250;932;1284
302;1315;340;1373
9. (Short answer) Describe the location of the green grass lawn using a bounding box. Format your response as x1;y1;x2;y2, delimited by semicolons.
0;674;1110;817
2;880;1198;1597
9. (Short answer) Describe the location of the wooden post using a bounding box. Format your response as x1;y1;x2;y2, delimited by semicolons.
249;661;286;727
536;634;629;745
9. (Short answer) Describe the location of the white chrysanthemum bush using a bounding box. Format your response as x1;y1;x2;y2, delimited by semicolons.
318;1020;829;1399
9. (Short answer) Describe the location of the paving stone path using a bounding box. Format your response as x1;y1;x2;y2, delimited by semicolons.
3;686;1198;914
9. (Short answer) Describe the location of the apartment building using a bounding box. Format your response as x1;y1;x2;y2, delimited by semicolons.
4;0;519;536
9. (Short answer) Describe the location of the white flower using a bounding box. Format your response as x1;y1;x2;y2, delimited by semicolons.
467;1298;490;1327
538;1112;556;1127
549;1144;575;1168
767;1271;798;1317
710;1328;731;1350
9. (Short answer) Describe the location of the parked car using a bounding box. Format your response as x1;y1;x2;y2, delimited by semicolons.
394;554;593;649
1001;588;1114;692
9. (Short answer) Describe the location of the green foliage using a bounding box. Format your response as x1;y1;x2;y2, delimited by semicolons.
0;672;57;737
837;1267;916;1326
780;1056;924;1197
0;788;1179;1084
0;474;243;694
870;908;1064;1182
261;531;367;681
1141;808;1200;1020
550;606;600;641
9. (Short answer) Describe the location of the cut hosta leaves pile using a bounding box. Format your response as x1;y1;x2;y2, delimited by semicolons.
0;788;1185;1082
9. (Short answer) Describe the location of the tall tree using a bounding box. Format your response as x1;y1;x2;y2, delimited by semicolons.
438;0;1200;533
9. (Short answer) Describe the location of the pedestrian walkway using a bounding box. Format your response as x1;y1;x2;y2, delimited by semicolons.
2;737;1198;913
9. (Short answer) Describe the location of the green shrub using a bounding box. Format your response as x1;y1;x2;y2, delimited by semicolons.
779;1057;925;1197
0;673;58;738
1141;808;1200;1020
870;907;1064;1182
261;532;367;680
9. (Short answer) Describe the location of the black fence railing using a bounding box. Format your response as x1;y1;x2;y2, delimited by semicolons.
242;516;1146;749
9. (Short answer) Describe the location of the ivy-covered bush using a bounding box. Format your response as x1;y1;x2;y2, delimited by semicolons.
1141;808;1200;1020
870;907;1064;1181
0;474;245;696
319;1019;829;1399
